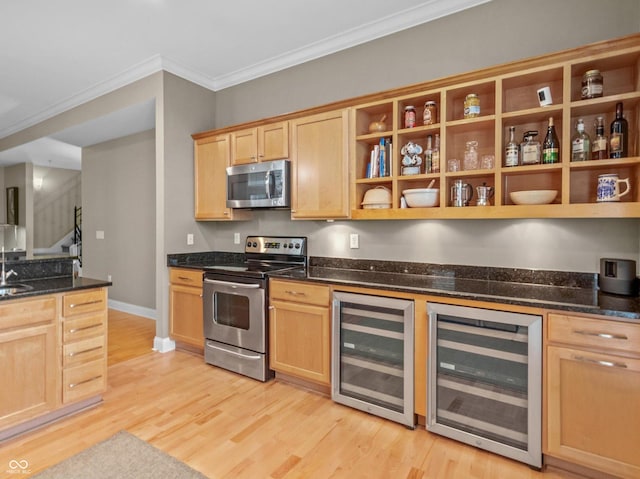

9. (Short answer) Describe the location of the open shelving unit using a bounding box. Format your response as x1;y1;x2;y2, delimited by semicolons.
350;36;640;219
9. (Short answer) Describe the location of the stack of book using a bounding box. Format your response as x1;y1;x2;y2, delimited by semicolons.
366;138;392;178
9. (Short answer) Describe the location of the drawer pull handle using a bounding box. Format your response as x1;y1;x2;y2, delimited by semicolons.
285;290;306;296
574;355;628;369
178;276;193;281
573;330;628;340
69;375;102;389
69;346;102;357
69;299;102;309
68;324;102;334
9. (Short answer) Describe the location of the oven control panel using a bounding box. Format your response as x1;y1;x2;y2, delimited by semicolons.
245;236;306;256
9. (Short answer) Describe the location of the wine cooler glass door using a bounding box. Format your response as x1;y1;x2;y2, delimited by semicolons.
427;302;542;468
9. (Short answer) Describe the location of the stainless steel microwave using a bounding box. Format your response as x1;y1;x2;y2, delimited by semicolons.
226;159;290;209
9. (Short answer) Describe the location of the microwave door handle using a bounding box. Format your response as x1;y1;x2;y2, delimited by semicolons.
265;171;273;199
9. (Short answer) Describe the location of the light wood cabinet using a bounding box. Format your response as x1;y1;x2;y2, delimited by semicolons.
545;312;640;478
351;36;640;219
290;109;350;219
61;289;108;404
194;134;250;221
169;268;204;352
269;279;331;385
0;296;58;430
231;121;289;165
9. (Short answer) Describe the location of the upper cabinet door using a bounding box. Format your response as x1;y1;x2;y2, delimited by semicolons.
195;134;238;220
290;109;350;219
230;127;258;165
259;121;289;162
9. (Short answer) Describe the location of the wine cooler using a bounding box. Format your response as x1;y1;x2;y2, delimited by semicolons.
332;292;414;427
427;303;542;468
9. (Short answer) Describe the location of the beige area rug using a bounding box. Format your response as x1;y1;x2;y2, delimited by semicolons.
31;431;208;479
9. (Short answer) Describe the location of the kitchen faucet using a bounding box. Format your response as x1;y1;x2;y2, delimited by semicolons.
0;247;17;286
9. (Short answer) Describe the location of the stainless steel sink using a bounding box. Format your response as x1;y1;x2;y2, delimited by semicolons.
0;283;34;296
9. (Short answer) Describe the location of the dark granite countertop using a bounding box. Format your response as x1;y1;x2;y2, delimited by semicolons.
0;257;111;301
166;252;640;321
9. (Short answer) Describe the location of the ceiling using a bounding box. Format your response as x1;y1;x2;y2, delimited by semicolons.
0;0;489;170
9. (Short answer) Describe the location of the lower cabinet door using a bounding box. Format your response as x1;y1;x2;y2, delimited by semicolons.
546;345;640;478
269;299;330;385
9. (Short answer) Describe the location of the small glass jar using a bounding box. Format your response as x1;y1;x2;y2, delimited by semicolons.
581;69;603;99
423;101;437;125
463;94;480;118
404;106;416;128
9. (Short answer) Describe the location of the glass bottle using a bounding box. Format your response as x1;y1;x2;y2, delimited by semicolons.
424;135;433;173
542;117;560;164
463;140;479;170
504;126;519;167
591;116;608;160
571;118;591;162
432;133;441;173
520;131;541;165
610;102;628;158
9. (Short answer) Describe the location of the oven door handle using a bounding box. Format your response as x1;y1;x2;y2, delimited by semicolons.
206;343;261;360
204;279;261;289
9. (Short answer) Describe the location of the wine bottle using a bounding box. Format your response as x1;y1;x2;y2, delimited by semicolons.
610;102;628;159
571;118;590;162
505;126;519;167
432;134;440;173
542;117;560;164
591;116;608;160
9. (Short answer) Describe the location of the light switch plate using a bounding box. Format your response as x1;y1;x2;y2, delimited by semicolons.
187;233;194;245
350;233;359;249
234;232;241;244
96;230;104;240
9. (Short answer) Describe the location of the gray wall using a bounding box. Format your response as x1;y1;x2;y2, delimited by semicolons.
82;129;156;310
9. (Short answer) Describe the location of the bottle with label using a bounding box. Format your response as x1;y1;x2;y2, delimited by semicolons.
520;130;541;165
504;126;519;167
610;102;628;158
542;117;560;164
432;133;441;173
424;135;433;173
571;118;591;162
591;116;608;160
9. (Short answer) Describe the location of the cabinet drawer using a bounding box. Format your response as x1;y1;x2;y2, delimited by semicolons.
0;296;56;331
62;359;106;403
63;312;106;343
63;335;105;367
170;268;203;287
63;289;106;317
548;313;640;354
270;280;330;306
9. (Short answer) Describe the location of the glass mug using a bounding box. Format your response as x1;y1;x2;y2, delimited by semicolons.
596;173;630;202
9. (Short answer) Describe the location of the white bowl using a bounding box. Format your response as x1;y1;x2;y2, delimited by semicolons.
510;189;558;205
362;187;392;208
402;188;440;208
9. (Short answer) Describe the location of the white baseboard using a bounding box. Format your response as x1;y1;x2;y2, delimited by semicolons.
108;299;157;320
153;336;176;353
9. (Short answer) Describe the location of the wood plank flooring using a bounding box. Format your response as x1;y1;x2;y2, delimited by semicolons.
0;310;582;479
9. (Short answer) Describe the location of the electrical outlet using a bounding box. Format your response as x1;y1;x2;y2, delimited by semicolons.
349;233;359;249
107;274;112;282
187;233;194;245
234;232;241;244
96;230;104;240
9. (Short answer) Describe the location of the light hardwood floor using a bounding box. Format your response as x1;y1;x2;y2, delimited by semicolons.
0;310;581;479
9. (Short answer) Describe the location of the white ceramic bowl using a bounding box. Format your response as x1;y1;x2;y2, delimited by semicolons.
362;186;391;209
402;188;440;207
510;189;558;205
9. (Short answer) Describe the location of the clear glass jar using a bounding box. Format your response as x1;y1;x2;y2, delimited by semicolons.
581;69;603;99
463;140;479;170
463;94;480;119
404;106;416;128
423;101;437;125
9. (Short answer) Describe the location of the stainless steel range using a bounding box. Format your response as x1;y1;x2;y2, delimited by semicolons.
203;236;307;381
